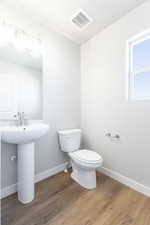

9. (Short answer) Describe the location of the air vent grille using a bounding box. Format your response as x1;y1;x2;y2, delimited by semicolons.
72;10;92;29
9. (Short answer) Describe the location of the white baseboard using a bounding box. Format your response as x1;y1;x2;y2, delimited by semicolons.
0;162;67;199
35;162;67;183
98;167;150;197
0;183;17;199
2;164;149;199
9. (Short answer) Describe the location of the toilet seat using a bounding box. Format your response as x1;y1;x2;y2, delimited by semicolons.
69;149;102;164
69;149;103;189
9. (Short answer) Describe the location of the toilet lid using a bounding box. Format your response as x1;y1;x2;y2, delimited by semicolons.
70;149;102;163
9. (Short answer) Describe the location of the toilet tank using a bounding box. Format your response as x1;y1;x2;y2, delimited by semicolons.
58;129;81;152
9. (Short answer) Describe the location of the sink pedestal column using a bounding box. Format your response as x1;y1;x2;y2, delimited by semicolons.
18;142;35;204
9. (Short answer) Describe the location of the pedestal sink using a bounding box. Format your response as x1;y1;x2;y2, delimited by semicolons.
1;123;49;204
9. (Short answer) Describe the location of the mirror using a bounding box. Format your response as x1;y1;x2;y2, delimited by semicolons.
0;21;43;120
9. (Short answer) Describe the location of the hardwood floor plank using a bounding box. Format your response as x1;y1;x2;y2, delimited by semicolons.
1;172;150;225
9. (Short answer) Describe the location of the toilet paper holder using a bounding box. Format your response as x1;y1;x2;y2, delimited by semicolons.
105;133;120;139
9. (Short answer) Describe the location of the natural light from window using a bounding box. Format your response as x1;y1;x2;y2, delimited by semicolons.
128;32;150;100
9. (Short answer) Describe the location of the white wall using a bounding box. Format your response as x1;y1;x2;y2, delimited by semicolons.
81;1;150;188
0;60;42;119
0;5;80;189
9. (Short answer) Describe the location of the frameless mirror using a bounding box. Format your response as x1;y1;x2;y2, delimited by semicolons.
0;21;43;120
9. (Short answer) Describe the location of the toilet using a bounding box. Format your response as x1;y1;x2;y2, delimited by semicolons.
58;129;103;189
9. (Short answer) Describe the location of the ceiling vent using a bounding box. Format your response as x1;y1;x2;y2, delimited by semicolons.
71;10;92;29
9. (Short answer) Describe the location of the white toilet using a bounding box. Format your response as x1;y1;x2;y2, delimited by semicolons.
58;129;103;189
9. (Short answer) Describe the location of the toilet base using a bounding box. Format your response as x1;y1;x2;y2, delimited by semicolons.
71;160;96;189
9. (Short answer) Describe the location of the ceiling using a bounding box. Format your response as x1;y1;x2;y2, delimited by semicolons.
1;0;147;44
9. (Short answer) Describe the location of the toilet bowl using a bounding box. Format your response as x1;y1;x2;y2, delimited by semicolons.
69;150;103;189
58;129;103;189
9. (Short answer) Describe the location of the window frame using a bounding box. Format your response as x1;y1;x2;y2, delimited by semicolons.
127;30;150;101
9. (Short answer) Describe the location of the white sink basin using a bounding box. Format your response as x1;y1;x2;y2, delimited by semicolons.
0;123;49;204
1;123;49;144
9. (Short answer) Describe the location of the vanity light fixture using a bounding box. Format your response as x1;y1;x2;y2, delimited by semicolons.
0;18;42;57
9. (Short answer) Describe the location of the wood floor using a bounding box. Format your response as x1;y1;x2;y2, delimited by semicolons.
1;172;150;225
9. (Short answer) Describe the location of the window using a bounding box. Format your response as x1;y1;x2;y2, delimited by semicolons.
128;32;150;100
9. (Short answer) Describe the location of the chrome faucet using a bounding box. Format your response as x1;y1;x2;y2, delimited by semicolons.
15;112;25;126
